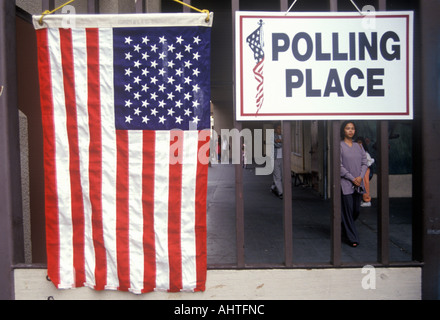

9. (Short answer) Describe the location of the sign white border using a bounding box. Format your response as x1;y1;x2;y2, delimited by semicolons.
235;11;413;121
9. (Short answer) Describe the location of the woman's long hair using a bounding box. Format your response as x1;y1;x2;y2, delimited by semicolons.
340;120;356;140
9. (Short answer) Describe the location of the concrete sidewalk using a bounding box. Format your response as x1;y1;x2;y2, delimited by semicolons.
206;163;413;266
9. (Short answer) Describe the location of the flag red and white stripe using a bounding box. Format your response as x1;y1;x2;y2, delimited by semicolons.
34;13;212;293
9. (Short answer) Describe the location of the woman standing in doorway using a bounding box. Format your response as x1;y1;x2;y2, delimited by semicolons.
340;121;368;247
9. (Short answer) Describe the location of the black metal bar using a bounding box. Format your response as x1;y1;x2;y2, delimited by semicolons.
411;0;423;265
24;259;423;271
377;121;389;265
234;122;245;268
282;121;293;267
329;0;338;12
42;0;55;11
231;0;245;268
209;260;424;270
329;0;341;267
135;0;145;13
323;121;328;200
279;0;293;270
377;0;390;267
87;0;100;14
183;0;191;13
0;2;23;299
330;120;341;266
419;0;440;300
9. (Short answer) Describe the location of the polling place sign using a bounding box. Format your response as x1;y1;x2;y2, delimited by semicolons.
235;11;413;120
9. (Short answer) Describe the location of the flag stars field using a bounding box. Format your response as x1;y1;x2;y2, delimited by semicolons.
114;27;210;130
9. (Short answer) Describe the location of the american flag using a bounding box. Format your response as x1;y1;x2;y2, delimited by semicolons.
34;13;212;293
246;19;264;114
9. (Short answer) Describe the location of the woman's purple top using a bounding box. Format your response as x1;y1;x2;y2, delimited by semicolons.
340;140;368;195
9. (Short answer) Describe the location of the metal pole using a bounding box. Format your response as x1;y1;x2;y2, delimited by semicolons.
419;0;440;300
279;0;293;269
377;121;389;265
330;121;341;266
376;0;390;267
42;0;55;11
88;0;99;13
231;0;245;268
183;0;191;13
329;0;341;267
282;121;293;266
323;121;328;200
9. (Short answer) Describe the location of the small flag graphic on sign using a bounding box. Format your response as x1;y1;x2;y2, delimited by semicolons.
246;19;265;114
